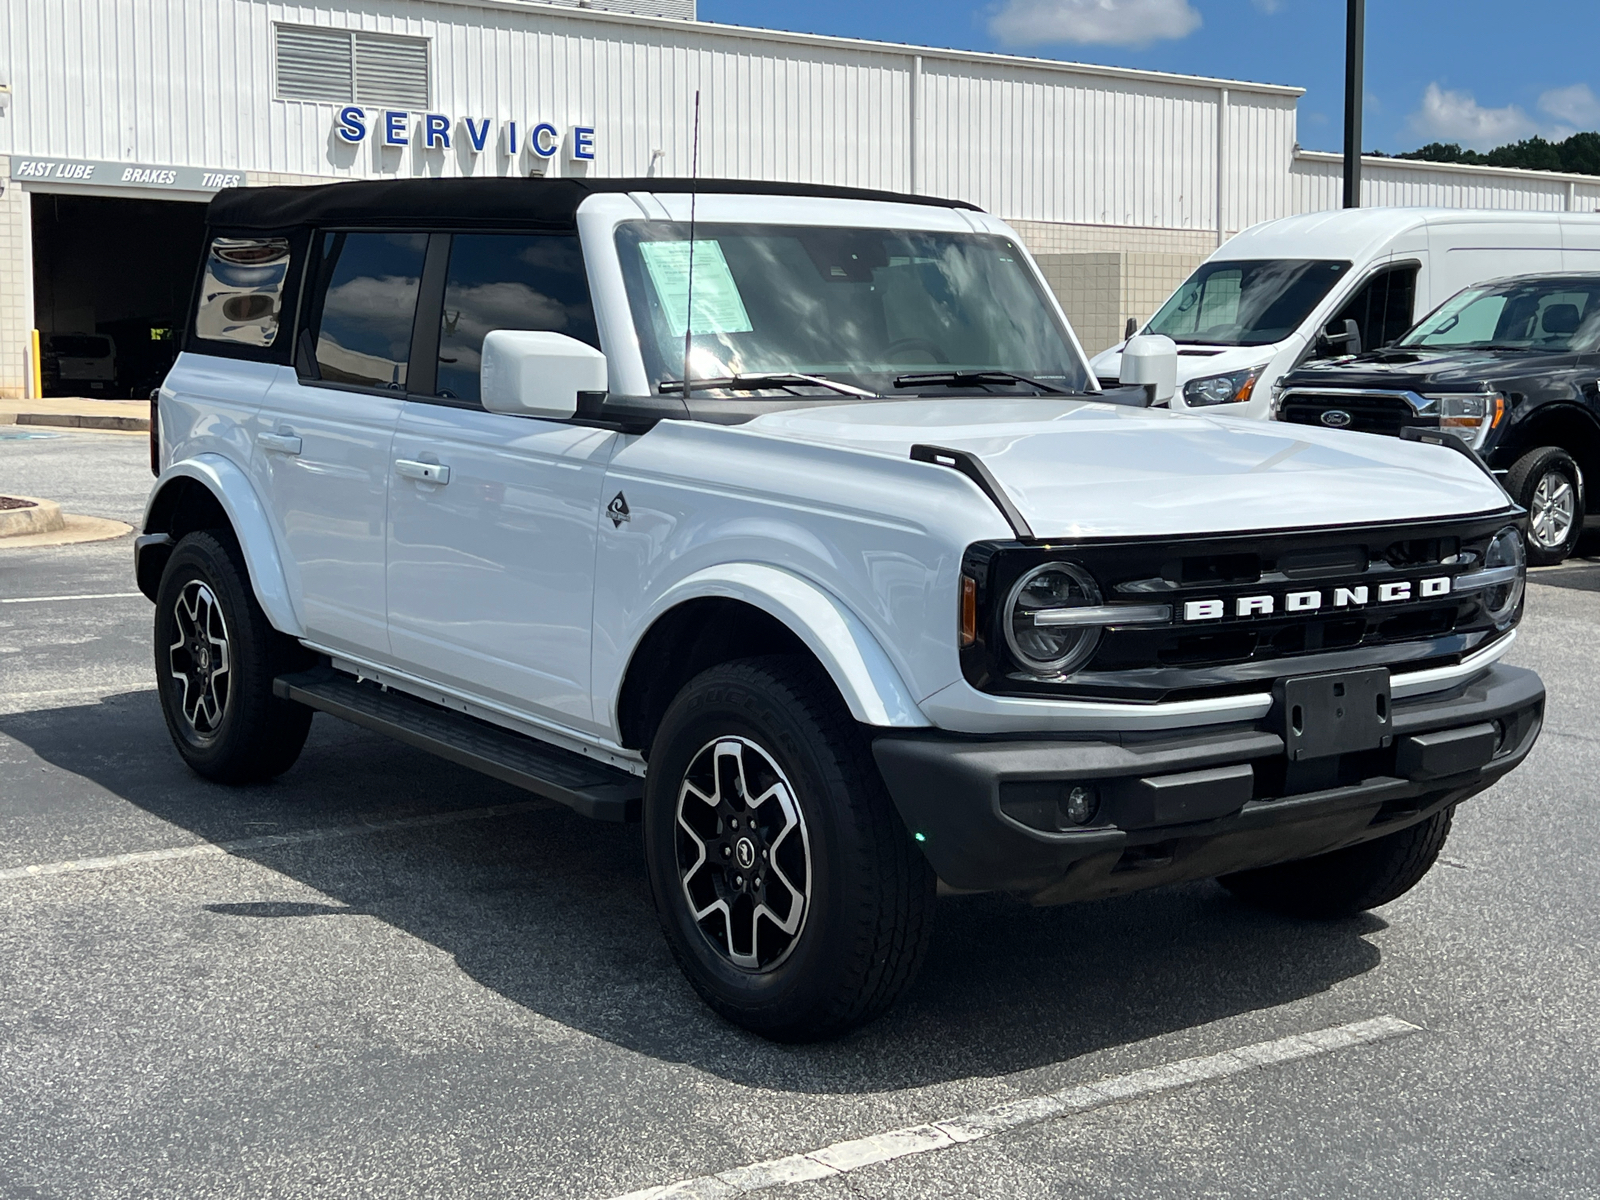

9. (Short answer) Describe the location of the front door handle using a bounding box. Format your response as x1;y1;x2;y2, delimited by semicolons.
258;431;302;455
395;459;451;485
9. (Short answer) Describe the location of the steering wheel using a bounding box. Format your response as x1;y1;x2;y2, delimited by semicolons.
884;337;950;365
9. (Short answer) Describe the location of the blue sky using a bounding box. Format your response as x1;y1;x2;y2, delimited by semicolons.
698;0;1600;155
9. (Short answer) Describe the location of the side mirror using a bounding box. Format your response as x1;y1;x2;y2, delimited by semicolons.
1318;318;1363;358
1120;334;1178;405
480;330;607;419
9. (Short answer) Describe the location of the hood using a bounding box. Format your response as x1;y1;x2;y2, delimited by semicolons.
1090;341;1277;386
744;398;1510;539
1281;347;1577;393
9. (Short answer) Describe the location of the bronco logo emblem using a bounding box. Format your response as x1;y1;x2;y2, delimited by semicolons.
1320;410;1353;428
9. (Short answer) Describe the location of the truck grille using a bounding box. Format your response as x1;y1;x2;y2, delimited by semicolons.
1278;391;1415;436
961;513;1521;704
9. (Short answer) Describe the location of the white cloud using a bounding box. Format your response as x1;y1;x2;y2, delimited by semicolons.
1407;83;1535;150
988;0;1201;48
1251;0;1285;12
1539;83;1600;129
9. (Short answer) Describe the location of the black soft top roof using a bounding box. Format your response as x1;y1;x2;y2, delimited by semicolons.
206;176;982;232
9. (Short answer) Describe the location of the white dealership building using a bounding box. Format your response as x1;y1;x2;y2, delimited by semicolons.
2;0;1599;398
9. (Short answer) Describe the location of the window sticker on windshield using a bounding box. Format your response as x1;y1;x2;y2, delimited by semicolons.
639;240;754;337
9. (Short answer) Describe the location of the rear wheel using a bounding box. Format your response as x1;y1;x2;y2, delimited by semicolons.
1507;446;1582;566
1219;807;1453;919
154;531;313;783
643;657;935;1041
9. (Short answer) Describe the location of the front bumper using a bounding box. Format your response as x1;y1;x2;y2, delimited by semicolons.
873;663;1543;904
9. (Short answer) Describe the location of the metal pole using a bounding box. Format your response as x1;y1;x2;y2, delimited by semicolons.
1217;87;1228;247
909;55;923;195
1343;0;1365;209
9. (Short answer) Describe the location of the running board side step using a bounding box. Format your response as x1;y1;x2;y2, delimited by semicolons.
273;669;642;822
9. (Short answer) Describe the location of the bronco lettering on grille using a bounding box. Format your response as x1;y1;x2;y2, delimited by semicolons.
1182;576;1452;622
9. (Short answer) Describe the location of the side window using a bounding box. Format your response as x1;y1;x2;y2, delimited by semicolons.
194;237;293;348
305;232;428;389
1327;265;1419;353
434;233;597;405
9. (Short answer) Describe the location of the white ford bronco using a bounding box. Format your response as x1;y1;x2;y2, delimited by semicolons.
139;178;1544;1040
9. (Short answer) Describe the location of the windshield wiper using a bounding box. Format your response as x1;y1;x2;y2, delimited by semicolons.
891;371;1066;394
660;372;879;398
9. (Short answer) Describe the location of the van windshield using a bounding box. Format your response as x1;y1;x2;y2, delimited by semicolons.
1396;277;1600;353
615;222;1090;396
1145;259;1350;347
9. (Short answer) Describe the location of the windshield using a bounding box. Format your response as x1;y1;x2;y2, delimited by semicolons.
1145;259;1350;346
615;222;1090;396
1397;277;1600;352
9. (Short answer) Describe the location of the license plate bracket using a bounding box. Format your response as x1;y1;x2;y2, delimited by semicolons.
1277;667;1392;762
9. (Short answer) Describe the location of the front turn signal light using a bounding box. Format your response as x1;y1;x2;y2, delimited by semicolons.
960;575;977;647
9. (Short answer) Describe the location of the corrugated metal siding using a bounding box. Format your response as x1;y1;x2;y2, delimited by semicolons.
0;0;1595;229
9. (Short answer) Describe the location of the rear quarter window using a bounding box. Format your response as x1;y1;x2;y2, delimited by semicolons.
190;235;299;359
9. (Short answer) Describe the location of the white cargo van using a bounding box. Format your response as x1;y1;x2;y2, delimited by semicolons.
1090;208;1600;418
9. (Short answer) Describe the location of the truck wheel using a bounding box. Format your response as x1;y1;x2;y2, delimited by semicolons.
1506;447;1582;565
1218;807;1453;919
642;656;935;1041
154;531;313;783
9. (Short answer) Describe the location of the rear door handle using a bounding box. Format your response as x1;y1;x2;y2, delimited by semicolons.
395;459;451;485
257;431;302;455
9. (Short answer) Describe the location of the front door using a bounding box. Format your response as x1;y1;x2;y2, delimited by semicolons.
252;231;428;658
383;230;613;733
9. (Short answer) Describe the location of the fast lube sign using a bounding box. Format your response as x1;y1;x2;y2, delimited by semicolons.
334;107;596;167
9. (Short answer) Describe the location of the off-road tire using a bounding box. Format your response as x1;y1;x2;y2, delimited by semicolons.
1219;807;1454;919
154;531;313;783
643;656;935;1041
1506;446;1582;566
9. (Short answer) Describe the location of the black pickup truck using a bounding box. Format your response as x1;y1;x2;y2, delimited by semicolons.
1275;273;1600;564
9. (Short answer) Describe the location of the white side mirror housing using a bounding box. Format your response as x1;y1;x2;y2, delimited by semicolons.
1120;334;1178;405
480;330;608;419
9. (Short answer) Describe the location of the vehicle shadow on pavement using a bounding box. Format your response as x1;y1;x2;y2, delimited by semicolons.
3;694;1385;1095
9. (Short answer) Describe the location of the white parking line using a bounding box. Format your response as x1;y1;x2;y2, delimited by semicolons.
0;800;551;883
0;592;146;603
605;1016;1421;1200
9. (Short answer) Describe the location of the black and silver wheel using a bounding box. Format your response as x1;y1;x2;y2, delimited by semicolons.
644;657;935;1041
1507;446;1583;566
676;736;812;971
154;531;313;783
1219;806;1454;919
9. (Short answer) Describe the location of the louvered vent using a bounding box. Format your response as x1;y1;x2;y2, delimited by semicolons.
275;24;429;109
355;34;430;109
275;25;353;104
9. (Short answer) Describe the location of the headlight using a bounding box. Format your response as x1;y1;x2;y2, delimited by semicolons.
1416;391;1505;449
1482;526;1526;627
1004;563;1104;676
1183;367;1265;408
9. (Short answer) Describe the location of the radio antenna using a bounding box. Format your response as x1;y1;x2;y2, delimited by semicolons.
682;89;702;400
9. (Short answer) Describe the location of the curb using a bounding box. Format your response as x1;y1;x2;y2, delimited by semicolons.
0;412;150;432
0;496;67;539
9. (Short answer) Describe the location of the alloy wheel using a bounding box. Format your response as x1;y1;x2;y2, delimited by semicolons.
675;736;812;972
1530;469;1576;550
168;580;232;739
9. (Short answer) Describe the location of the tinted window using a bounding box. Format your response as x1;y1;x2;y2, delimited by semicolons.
310;232;427;388
1146;259;1351;346
1324;265;1418;355
434;234;597;404
194;237;292;348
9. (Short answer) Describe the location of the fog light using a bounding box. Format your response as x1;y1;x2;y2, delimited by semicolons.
1063;786;1099;826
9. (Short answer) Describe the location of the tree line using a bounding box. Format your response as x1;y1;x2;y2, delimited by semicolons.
1374;131;1600;176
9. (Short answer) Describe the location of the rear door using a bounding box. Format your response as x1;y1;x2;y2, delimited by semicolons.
385;231;617;733
252;230;427;659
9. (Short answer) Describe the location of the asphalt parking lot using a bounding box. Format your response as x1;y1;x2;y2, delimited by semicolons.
2;429;1597;1199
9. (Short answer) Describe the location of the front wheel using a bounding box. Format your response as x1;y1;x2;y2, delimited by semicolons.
1507;446;1583;566
643;657;935;1041
1219;807;1454;919
154;531;313;783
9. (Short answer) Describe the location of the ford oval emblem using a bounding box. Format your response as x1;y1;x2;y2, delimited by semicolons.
1320;410;1353;428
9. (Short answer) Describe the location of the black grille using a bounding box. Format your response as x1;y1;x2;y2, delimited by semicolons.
961;513;1522;704
1279;392;1415;436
